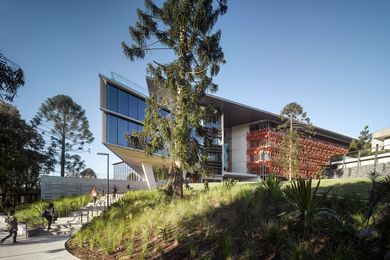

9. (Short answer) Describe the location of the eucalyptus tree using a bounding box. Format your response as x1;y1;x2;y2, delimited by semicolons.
277;102;314;180
0;52;24;102
33;95;94;177
122;0;228;197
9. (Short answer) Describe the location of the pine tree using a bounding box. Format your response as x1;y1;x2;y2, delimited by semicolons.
277;102;314;180
357;125;372;150
122;0;228;197
33;95;94;177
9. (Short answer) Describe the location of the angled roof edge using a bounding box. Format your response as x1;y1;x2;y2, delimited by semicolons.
100;73;355;144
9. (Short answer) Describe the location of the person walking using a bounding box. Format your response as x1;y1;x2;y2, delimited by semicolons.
42;203;55;231
1;210;18;244
91;187;98;205
113;185;118;201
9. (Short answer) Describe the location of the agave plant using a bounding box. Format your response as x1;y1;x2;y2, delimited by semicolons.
256;175;283;202
284;178;331;229
366;174;390;225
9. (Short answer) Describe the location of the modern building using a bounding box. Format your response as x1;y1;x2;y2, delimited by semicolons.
113;161;144;181
99;74;353;188
371;128;390;152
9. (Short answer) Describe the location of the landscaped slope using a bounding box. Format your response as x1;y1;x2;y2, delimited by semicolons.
68;180;389;259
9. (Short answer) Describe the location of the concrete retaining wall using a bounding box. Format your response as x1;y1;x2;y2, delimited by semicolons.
326;162;390;178
41;176;148;200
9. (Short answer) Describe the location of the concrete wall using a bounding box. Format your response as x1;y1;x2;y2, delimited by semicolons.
327;162;390;178
328;152;390;178
231;124;249;173
41;175;149;200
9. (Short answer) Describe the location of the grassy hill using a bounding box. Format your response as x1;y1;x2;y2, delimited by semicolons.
68;178;389;259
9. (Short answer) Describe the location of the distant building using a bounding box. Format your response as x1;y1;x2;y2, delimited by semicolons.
372;128;390;151
99;74;352;188
113;161;144;181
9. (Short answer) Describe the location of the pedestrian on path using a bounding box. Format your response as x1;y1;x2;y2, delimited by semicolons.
113;185;117;200
42;203;55;231
1;210;18;244
91;187;98;205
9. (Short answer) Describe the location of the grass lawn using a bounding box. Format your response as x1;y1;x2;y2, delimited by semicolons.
189;178;372;198
314;178;371;199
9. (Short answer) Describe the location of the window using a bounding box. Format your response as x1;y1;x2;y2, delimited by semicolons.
118;89;129;116
107;115;118;144
138;99;146;121
129;94;138;119
118;118;128;146
107;85;118;112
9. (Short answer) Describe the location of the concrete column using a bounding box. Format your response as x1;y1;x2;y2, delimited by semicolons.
141;163;157;189
374;144;379;172
357;150;361;177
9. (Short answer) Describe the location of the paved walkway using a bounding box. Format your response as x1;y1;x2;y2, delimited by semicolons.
0;216;78;260
0;194;123;260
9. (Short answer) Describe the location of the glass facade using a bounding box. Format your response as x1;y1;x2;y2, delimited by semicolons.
105;82;222;175
113;162;144;181
106;84;144;147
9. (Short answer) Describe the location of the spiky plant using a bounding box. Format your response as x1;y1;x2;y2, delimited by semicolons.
284;178;331;229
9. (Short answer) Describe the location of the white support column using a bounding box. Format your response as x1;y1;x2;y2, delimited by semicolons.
141;163;157;189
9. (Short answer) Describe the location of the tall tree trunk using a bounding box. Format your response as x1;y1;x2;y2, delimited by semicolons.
288;115;293;181
60;131;66;177
168;159;183;198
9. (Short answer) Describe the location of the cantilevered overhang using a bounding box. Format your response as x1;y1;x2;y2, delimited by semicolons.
104;142;169;178
373;128;390;141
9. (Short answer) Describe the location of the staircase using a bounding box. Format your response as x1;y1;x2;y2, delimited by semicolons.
27;194;123;237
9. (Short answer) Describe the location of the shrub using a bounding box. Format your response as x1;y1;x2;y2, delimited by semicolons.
284;178;331;229
256;175;283;202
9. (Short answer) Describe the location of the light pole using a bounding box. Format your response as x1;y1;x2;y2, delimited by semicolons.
97;152;109;209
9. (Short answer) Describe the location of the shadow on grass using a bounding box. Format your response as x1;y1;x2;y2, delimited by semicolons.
160;188;290;259
317;180;371;199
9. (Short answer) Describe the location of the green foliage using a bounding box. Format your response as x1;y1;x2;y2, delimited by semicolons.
222;178;237;191
365;174;390;225
123;0;228;197
67;180;390;259
357;125;372;150
256;175;283;202
0;52;24;102
79;168;97;178
33;95;94;177
15;194;91;227
348;139;359;153
284;237;312;260
0;102;52;205
284;178;331;229
219;233;233;259
260;219;284;248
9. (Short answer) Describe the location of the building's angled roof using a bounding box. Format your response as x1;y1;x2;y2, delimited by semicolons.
100;73;354;146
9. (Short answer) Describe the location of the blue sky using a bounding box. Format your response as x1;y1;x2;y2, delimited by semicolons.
1;0;389;178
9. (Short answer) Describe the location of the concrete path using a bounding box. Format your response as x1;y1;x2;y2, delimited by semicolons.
0;194;124;260
0;224;77;260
